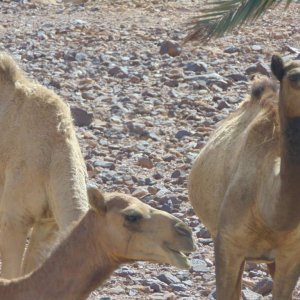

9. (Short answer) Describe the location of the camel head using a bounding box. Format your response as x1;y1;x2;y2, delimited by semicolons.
87;186;196;269
271;55;300;118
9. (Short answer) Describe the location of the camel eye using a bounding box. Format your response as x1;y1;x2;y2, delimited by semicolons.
289;73;300;82
124;212;142;223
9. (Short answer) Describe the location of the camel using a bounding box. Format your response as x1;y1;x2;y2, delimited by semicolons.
188;55;300;299
0;52;89;278
0;185;195;300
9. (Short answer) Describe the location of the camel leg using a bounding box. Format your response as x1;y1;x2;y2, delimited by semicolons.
0;215;29;278
267;262;275;279
272;256;300;300
214;236;245;300
22;219;58;275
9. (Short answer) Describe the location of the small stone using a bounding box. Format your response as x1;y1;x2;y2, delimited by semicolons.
37;30;48;40
125;122;147;136
208;288;217;300
93;161;115;169
224;45;239;53
159;40;182;57
164;80;179;87
81;91;96;100
175;130;192;140
109;286;125;294
184;62;207;73
150;282;163;293
157;272;181;284
253;278;273;296
217;100;230;110
226;73;248;82
171;170;182;178
191;259;209;273
75;52;88;62
137;157;154;169
245;62;269;76
252;45;263;52
170;283;186;292
71;106;94;127
108;65;128;77
195;227;211;238
242;288;263;300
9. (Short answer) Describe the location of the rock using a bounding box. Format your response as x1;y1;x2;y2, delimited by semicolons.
226;73;248;82
171;170;182;178
195;227;211;238
208;288;217;299
125;122;148;136
137;157;154;169
108;286;125;294
75;52;88;62
108;65;128;77
170;283;187;292
70;106;94;127
253;278;273;296
285;45;300;54
93;161;115;169
150;282;163;293
184;62;207;73
252;45;263;52
157;272;181;285
224;45;239;53
81;91;96;100
245;62;269;76
159;40;182;57
175;130;192;140
185;73;229;90
191;259;209;273
242;288;263;300
164;80;179;87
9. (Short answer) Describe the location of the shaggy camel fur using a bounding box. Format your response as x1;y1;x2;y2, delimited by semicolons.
0;52;89;278
0;186;195;300
189;55;300;299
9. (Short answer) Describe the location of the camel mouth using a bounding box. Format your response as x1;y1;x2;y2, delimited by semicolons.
164;245;191;269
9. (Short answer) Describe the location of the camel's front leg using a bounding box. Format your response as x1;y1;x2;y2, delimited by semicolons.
22;219;58;275
272;253;300;300
214;235;245;300
0;214;29;278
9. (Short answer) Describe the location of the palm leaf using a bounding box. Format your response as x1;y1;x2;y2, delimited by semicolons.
185;0;295;42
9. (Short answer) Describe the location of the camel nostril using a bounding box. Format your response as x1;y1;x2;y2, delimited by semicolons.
175;223;192;238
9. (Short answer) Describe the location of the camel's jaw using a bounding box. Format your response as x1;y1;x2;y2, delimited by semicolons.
163;244;192;269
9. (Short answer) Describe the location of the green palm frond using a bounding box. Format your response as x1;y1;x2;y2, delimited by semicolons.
185;0;295;42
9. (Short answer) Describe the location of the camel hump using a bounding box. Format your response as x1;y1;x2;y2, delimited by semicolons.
250;74;277;102
0;52;22;85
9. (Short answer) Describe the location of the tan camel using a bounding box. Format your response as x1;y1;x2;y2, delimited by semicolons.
0;186;195;300
0;52;89;278
189;55;300;299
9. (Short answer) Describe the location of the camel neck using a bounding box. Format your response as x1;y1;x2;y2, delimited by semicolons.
275;105;300;229
282;117;300;164
0;210;119;300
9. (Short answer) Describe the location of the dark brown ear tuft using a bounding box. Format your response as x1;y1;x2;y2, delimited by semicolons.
87;185;106;214
271;55;285;81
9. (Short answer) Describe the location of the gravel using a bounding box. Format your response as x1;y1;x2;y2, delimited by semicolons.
1;0;300;299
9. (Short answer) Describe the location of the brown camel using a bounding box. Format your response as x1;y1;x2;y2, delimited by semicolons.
189;55;300;299
0;52;89;278
0;186;195;300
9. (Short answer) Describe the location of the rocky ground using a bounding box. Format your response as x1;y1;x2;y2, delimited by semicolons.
0;0;300;299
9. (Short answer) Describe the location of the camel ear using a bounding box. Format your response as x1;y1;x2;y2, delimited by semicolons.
271;55;285;81
87;186;106;215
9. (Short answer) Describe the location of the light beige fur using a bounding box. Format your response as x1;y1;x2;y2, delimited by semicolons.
0;186;195;300
0;52;89;278
189;56;300;299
